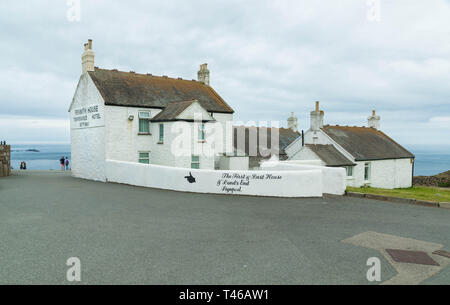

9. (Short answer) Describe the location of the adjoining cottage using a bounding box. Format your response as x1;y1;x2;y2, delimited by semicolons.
69;40;235;181
285;102;415;189
232;126;300;170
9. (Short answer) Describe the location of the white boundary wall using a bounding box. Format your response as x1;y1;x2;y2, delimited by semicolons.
260;160;346;195
105;160;324;198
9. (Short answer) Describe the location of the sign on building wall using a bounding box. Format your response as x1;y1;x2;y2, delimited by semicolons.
71;105;104;129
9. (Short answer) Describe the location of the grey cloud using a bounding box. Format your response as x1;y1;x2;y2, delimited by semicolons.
0;0;449;145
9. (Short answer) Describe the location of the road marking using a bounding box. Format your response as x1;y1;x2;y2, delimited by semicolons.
342;231;450;285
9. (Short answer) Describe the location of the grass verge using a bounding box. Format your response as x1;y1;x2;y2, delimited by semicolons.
347;186;450;203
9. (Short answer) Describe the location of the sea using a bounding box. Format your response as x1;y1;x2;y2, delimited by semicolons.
9;144;450;176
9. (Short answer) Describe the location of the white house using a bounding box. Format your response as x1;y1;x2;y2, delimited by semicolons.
69;40;235;181
286;102;415;189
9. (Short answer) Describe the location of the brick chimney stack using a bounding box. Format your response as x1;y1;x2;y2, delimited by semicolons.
368;110;381;130
198;63;210;86
310;101;324;131
81;39;95;74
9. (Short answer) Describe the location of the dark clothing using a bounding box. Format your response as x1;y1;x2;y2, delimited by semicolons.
60;158;65;165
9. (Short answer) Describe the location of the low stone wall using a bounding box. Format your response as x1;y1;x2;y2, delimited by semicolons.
413;176;450;187
0;145;11;177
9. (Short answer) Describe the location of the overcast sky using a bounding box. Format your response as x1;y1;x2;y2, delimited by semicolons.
0;0;449;147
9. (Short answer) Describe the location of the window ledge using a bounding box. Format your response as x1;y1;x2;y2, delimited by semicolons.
138;132;152;136
157;142;164;145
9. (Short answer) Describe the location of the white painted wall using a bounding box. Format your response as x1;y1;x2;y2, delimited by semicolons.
260;161;347;195
211;112;234;154
105;160;323;198
69;74;106;182
103;105;162;162
219;156;249;170
152;121;215;169
349;158;413;189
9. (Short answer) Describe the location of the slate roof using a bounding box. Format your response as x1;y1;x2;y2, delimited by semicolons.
150;100;215;122
321;125;414;161
88;68;234;113
233;126;301;167
306;144;355;167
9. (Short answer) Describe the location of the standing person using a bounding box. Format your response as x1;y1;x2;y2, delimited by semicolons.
65;157;70;171
20;162;24;170
23;161;27;170
60;156;66;171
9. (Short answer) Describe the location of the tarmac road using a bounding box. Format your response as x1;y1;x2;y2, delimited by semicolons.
0;171;449;284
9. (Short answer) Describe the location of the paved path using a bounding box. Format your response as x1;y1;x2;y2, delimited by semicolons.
1;171;449;284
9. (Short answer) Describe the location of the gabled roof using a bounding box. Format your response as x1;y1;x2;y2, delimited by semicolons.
233;126;300;165
151;100;215;122
306;144;355;167
321;125;414;161
88;68;234;113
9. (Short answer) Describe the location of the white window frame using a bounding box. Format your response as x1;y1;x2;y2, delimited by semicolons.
364;162;371;181
139;151;150;164
138;111;151;134
346;166;354;177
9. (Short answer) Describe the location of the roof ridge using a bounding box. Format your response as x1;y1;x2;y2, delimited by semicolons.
88;67;234;113
94;67;198;83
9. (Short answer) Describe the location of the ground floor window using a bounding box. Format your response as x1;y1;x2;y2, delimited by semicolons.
139;152;150;164
364;162;371;181
191;155;200;169
346;166;353;177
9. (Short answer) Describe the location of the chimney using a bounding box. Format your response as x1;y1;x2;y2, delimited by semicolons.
310;101;324;131
81;39;95;74
198;63;210;86
287;112;298;132
368;110;381;130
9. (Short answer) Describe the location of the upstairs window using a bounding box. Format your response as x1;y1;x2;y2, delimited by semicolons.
139;111;151;134
159;124;164;143
139;152;150;164
191;155;200;169
198;123;205;141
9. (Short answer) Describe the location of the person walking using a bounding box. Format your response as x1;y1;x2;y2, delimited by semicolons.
60;156;66;171
65;157;70;171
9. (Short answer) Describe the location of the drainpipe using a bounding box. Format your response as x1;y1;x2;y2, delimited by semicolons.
302;130;305;147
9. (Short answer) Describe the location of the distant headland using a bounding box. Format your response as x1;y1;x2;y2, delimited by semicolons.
11;149;40;153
